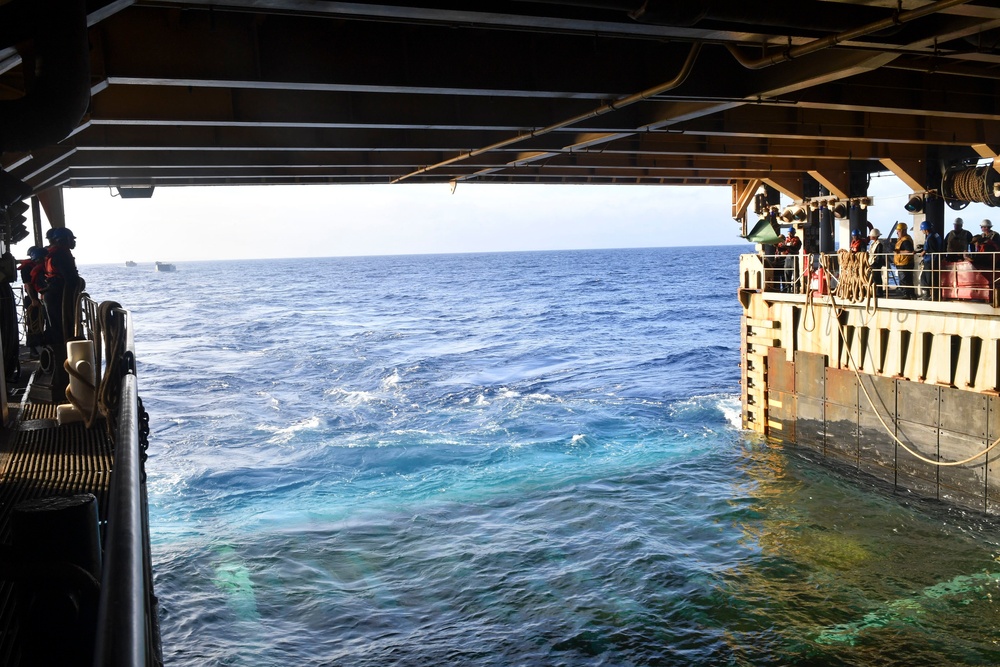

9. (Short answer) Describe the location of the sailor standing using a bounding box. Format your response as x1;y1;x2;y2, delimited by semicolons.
18;246;47;357
893;222;916;299
777;228;802;293
42;227;80;347
867;228;886;297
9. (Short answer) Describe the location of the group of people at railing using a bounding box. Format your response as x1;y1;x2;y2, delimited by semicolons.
18;227;81;356
763;217;1000;303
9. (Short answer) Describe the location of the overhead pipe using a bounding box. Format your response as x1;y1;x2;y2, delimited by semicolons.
517;0;898;33
630;0;896;32
0;0;91;153
391;42;701;184
726;0;974;69
510;0;710;26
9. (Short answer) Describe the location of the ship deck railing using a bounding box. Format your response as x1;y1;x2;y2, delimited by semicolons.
0;292;161;666
746;250;1000;309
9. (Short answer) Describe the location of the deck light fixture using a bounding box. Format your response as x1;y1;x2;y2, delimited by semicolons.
115;186;155;199
904;194;925;213
4;200;28;243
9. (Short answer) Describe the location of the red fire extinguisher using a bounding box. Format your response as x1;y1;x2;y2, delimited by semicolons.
810;266;828;295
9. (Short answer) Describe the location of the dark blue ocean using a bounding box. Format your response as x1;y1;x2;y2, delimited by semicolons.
82;246;1000;666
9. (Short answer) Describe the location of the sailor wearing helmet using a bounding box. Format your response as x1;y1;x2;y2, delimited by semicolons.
42;227;80;348
868;228;886;297
776;227;802;293
918;221;942;301
893;222;915;299
972;219;1000;270
849;228;864;253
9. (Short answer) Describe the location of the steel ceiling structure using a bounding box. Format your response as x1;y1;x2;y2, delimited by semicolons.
1;0;1000;215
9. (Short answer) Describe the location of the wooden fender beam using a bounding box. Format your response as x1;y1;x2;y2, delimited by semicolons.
880;157;928;192
763;175;805;201
36;187;66;230
732;177;762;224
809;163;851;199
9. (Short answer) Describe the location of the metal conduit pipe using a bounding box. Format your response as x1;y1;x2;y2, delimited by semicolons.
519;0;897;32
511;0;644;10
0;0;91;153
726;0;974;69
632;0;897;32
391;42;701;184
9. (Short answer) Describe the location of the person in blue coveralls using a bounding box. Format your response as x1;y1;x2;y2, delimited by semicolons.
918;220;942;301
42;227;81;348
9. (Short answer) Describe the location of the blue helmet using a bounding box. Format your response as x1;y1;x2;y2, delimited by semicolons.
919;221;931;231
26;246;45;261
48;227;75;243
851;229;861;237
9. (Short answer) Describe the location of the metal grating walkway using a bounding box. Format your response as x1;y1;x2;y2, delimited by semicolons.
0;375;115;666
0;408;113;540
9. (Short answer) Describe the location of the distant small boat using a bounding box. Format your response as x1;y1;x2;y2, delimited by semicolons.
125;260;137;267
155;261;177;272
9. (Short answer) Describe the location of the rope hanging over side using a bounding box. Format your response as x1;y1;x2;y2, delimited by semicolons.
97;300;126;433
830;249;878;318
825;286;1000;466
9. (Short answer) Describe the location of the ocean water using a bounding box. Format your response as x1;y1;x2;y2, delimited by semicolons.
81;246;1000;666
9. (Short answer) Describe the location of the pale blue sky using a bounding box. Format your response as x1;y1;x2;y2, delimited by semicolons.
53;174;997;265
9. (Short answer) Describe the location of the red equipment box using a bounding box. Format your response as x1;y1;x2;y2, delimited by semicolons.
940;260;993;301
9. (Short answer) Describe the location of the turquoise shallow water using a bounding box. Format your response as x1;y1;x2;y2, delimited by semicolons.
81;246;1000;666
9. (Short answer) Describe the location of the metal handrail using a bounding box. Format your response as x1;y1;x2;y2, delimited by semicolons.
757;250;1000;303
87;301;160;667
93;372;145;667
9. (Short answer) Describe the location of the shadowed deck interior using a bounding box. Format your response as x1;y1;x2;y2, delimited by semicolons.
0;355;114;666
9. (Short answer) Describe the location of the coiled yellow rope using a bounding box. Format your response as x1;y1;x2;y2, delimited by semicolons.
832;249;868;302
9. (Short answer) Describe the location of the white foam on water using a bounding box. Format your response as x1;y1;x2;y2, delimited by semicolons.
668;393;742;430
717;395;742;430
256;415;323;444
325;387;379;405
381;369;401;390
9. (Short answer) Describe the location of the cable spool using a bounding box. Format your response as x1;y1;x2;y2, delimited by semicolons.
943;164;1000;208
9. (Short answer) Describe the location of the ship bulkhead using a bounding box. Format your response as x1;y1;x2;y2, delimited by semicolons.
740;254;1000;514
